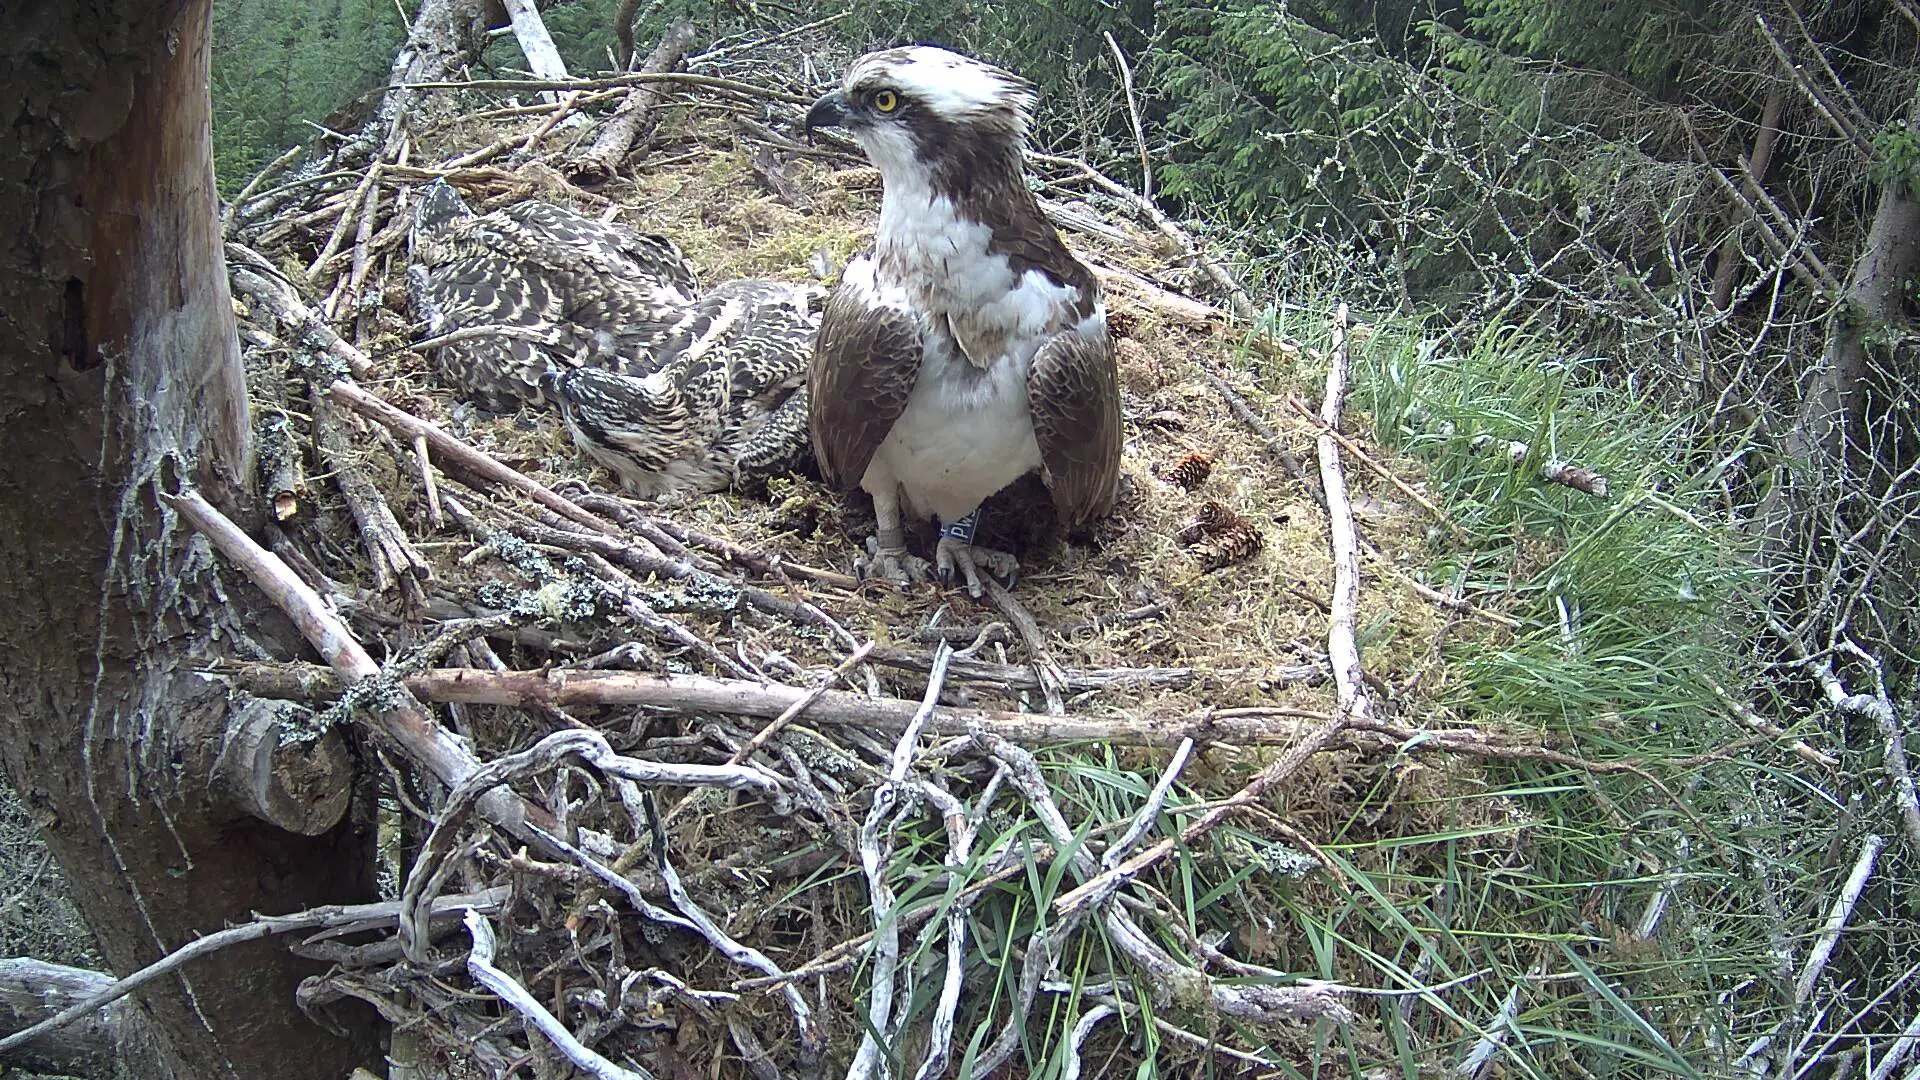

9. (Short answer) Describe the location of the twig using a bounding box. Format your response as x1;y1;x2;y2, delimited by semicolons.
1755;15;1875;158
1286;393;1466;538
1771;622;1920;849
401;728;779;959
655;641;879;830
848;644;956;1080
1198;366;1307;478
1102;32;1152;202
1103;738;1193;869
1063;1004;1121;1080
975;732;1351;1067
1317;304;1375;726
643;795;821;1065
462;910;652;1080
725;641;877;767
977;573;1070;714
222;143;306;236
395;70;809;107
1868;1007;1920;1080
910;777;991;1080
308;163;383;281
1703;676;1837;769
385;323;560;357
1794;833;1884;1008
1030;152;1261;322
0;888;505;1058
1402;406;1611;497
1357;536;1520;629
312;388;432;599
690;12;849;65
324;380;615;535
413;434;445;530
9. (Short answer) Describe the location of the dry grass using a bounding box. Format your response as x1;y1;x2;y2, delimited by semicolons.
336;106;1468;724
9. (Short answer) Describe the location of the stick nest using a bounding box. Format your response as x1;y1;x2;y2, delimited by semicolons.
220;37;1510;1078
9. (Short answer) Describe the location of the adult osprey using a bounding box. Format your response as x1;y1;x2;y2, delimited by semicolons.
805;46;1122;596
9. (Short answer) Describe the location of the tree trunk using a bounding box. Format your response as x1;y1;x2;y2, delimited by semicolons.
1796;177;1920;477
0;3;380;1077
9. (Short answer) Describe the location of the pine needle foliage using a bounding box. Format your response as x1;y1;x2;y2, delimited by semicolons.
211;0;407;191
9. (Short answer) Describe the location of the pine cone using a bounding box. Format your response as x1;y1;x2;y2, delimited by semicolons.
1174;499;1239;545
1161;450;1215;491
1195;519;1264;571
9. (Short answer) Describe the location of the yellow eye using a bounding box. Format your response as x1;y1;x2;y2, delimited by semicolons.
872;89;899;113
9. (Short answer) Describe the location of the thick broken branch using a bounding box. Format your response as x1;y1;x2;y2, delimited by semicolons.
567;20;696;186
221;661;1331;749
163;489;547;840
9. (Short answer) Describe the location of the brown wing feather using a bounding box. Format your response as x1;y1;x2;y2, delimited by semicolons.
1029;328;1122;527
808;275;923;489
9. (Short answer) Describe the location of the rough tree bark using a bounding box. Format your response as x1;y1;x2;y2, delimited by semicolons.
0;2;380;1076
567;19;696;186
1796;171;1920;477
370;0;494;158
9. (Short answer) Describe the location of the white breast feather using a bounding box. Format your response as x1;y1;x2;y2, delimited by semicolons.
854;185;1082;522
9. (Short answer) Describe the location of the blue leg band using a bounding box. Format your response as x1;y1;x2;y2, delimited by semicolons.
939;509;981;544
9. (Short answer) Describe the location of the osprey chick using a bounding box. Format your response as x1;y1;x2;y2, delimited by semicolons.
550;278;821;500
406;179;698;411
805;47;1122;596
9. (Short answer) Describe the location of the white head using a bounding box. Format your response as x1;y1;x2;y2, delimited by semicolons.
805;46;1035;189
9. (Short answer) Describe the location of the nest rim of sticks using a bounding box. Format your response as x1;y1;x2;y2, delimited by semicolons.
200;32;1554;1079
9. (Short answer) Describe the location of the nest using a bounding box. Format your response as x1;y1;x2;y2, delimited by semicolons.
213;40;1502;1079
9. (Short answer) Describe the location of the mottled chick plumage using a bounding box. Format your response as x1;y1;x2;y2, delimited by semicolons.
551;278;823;499
406;179;698;411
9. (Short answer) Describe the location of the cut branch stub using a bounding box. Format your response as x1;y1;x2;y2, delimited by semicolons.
215;697;353;836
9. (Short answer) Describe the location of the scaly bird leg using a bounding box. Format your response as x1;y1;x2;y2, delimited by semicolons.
860;484;930;588
933;509;1020;599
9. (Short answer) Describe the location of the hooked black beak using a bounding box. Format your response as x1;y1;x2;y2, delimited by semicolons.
804;90;851;141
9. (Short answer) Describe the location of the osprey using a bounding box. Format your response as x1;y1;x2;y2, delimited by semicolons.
549;278;821;500
805;46;1122;596
406;179;698;411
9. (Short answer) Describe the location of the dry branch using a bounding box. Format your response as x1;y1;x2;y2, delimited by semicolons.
221;661;1331;749
1199;366;1307;479
312;389;432;599
1032;153;1262;323
163;490;546;839
568;20;696;186
228;254;374;379
500;0;569;90
0;959;149;1078
0;889;505;1060
462;910;649;1080
1047;304;1371;917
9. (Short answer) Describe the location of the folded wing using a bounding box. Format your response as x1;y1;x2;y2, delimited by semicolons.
808;261;925;489
1028;327;1122;527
